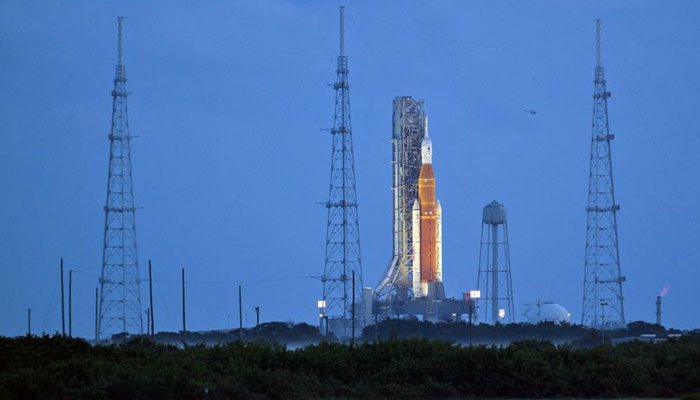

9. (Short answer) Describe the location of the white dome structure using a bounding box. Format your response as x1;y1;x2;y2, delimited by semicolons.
524;302;571;324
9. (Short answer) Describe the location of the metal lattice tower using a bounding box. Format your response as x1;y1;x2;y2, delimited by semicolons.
476;201;514;324
581;19;626;328
320;6;364;337
375;97;426;307
97;17;143;339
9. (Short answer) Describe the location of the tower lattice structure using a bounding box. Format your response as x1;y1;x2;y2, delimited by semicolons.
581;19;626;328
97;17;143;339
320;6;364;337
375;97;425;308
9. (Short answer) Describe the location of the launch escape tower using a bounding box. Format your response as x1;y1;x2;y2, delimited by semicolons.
476;201;514;324
375;97;426;311
320;6;364;337
97;17;144;339
581;19;626;328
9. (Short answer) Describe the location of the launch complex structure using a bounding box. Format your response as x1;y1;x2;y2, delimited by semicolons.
366;18;626;328
373;97;469;322
80;10;625;340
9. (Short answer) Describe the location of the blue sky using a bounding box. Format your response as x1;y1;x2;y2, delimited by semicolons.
1;1;699;337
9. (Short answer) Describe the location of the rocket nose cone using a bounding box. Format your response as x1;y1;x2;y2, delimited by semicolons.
412;199;420;209
435;199;442;211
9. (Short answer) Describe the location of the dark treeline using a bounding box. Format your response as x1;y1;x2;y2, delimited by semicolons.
122;322;328;346
361;319;687;347
116;320;688;348
2;335;700;399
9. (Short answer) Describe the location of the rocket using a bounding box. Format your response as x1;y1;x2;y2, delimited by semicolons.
412;118;442;298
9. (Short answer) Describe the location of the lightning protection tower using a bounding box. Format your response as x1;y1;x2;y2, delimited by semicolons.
320;6;364;338
476;201;514;324
97;17;143;340
581;19;626;328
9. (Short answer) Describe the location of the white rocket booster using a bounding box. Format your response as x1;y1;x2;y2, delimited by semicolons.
436;199;442;282
412;200;421;297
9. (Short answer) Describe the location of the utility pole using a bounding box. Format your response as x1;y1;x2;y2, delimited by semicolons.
94;287;98;343
27;308;31;336
68;269;72;337
238;285;243;341
374;314;378;342
601;301;608;345
351;270;355;347
468;300;473;347
255;306;260;337
60;258;65;336
148;260;154;340
181;268;186;345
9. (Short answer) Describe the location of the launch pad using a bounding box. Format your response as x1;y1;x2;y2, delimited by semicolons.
374;295;470;322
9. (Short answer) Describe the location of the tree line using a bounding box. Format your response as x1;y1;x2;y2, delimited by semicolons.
1;333;699;399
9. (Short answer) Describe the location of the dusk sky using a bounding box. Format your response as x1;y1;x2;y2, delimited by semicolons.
1;1;699;337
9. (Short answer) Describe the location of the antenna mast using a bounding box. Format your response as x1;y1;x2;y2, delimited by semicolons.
97;17;144;340
596;18;601;68
339;6;345;57
581;18;626;328
118;17;124;66
320;6;364;338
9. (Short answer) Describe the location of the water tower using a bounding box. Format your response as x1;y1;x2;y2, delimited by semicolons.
476;201;515;323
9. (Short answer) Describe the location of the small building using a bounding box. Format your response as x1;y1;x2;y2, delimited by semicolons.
612;334;668;346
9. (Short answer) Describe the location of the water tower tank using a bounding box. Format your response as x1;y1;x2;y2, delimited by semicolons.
483;201;507;225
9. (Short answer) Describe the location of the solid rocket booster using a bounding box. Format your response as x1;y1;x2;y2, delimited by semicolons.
412;118;443;298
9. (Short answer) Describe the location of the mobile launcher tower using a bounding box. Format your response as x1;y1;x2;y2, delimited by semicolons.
374;97;468;321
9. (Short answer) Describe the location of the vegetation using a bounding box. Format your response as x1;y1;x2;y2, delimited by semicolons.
112;320;687;349
362;319;686;347
1;334;699;399
126;322;329;347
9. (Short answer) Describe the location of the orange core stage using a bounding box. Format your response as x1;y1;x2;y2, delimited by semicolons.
418;164;437;283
